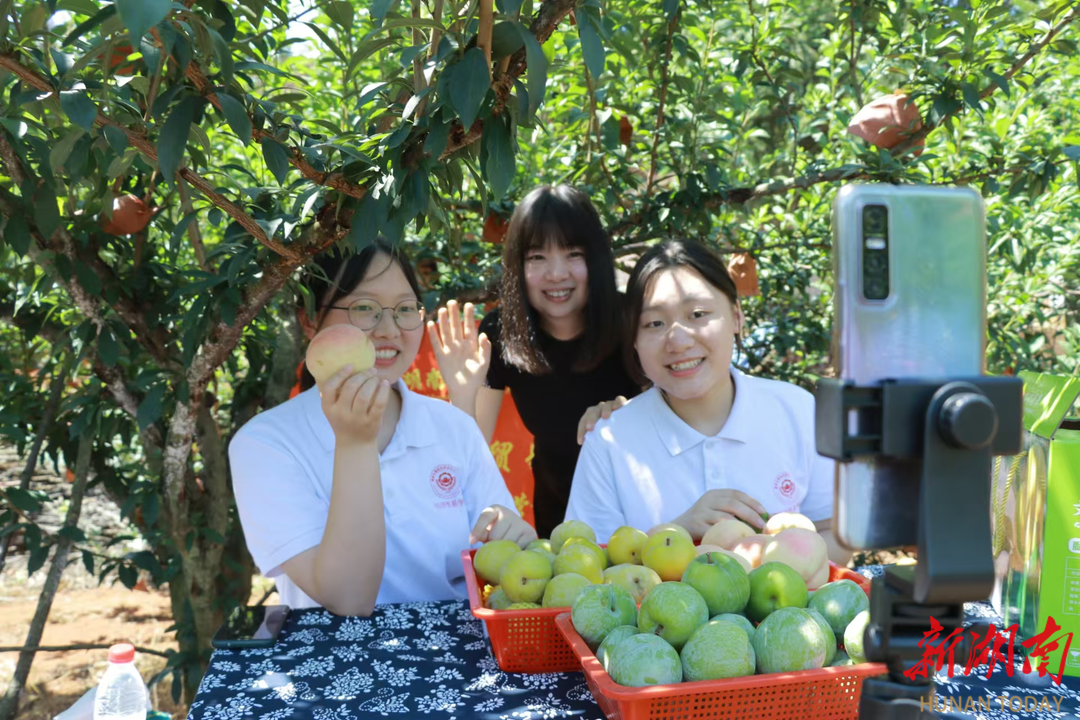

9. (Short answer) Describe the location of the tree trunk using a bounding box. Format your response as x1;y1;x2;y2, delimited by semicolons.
0;431;92;720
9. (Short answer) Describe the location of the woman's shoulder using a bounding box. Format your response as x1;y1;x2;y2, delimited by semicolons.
402;388;492;443
735;369;816;417
230;388;324;455
588;387;662;442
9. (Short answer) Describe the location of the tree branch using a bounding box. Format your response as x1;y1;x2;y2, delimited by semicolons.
440;0;577;159
646;11;679;195
182;64;369;201
891;3;1080;155
849;1;863;106
0;174;178;372
0;351;73;575
187;228;345;390
748;1;798;172
177;177;208;272
0;644;171;659
0;431;92;720
0;52;293;259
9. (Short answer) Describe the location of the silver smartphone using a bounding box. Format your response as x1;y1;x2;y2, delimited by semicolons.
831;184;987;550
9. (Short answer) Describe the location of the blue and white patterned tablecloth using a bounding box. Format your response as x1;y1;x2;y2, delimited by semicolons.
187;568;1080;720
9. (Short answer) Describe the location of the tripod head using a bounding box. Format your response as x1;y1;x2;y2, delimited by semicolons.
815;375;1023;718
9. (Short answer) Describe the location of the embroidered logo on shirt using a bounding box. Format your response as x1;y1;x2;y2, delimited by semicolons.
430;464;460;499
774;472;796;501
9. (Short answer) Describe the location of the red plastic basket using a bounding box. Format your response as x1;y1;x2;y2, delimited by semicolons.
463;549;581;673
554;564;887;720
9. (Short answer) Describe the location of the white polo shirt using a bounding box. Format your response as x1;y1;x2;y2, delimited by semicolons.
565;367;834;543
229;380;516;609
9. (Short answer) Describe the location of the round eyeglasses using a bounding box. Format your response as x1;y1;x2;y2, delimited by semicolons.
326;299;426;331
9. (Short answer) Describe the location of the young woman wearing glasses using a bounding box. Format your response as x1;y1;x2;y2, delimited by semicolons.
229;239;535;616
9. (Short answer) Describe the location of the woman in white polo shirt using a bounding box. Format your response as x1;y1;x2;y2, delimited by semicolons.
229;239;535;616
565;239;847;562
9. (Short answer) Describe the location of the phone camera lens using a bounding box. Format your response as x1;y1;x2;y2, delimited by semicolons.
864;206;887;236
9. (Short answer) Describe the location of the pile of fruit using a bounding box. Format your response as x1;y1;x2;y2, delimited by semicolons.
472;514;874;687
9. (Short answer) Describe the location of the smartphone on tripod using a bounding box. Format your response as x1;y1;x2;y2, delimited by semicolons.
831;184;987;550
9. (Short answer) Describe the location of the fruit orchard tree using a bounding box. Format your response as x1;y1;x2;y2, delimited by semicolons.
1;0;1079;706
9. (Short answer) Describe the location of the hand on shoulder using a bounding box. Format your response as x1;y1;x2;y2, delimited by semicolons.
576;395;630;445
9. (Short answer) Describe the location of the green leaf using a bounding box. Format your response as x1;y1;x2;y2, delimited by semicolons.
371;0;399;22
34;186;60;238
445;47;490;130
381;17;446;32
202;528;226;544
497;0;523;14
98;326;119;367
217;94;252;146
234;61;297;80
118;563;138;589
348;193;388;250
578;14;605;79
82;550;95;575
115;0;171;43
59;90;97;131
158;97;198;181
107;149;136;180
491;22;524;59
127;550;163;575
663;0;679;20
483;115;515;201
261;137;291;185
168;211;198;253
50;128;85;175
515;22;547;118
424;117;451;158
143;494;159;526
75;261;103;297
984;68;1009;98
5;488;41;513
59;526;87;543
961;81;981;111
28;543;50;576
62;4;117;47
104;125;128;153
2;215;30;256
303;21;347;63
327;1;353;29
1063;146;1080;162
347;39;399;78
208;0;237;42
137;384;165;432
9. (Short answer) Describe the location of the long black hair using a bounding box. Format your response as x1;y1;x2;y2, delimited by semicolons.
622;239;741;386
298;238;424;391
498;185;622;374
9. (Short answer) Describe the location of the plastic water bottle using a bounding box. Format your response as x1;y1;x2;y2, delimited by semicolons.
93;644;148;720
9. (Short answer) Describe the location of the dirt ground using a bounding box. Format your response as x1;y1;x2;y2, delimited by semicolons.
0;582;186;719
0;443;215;720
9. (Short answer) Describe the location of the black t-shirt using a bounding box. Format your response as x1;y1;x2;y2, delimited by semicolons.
480;308;642;538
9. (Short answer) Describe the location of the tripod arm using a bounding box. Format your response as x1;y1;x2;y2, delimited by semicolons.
815;375;1024;720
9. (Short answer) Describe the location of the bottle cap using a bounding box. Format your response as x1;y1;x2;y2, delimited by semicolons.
108;643;135;663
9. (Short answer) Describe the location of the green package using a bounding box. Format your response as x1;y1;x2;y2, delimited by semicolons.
991;371;1080;678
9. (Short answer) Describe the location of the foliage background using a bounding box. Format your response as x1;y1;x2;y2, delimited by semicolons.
0;0;1078;711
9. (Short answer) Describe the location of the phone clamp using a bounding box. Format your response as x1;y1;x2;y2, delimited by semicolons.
815;376;1023;719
